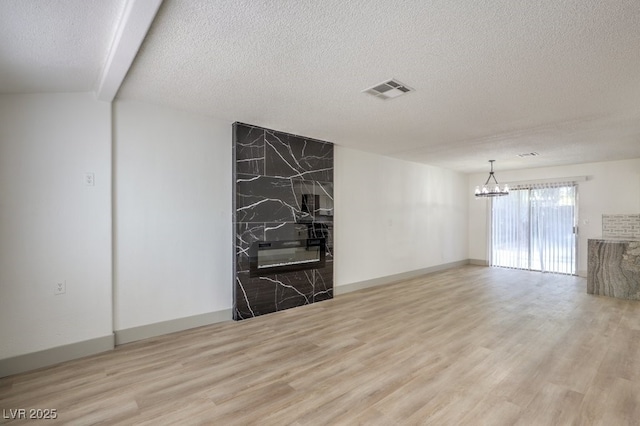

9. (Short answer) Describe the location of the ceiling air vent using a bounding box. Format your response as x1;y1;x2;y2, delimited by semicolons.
363;79;414;100
517;152;540;158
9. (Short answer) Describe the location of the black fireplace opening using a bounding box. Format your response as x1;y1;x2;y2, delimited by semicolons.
249;238;326;277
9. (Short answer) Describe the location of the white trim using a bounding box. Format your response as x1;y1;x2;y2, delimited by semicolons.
114;309;232;345
96;0;163;101
504;175;589;186
1;310;233;377
334;260;470;295
0;335;114;378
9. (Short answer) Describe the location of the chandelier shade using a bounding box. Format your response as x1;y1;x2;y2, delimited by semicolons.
475;160;509;197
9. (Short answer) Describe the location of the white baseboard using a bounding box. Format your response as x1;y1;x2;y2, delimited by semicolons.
334;259;470;296
0;335;114;378
1;309;233;378
114;309;232;345
469;259;489;266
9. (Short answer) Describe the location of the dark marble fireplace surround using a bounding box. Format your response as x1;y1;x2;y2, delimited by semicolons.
233;123;334;320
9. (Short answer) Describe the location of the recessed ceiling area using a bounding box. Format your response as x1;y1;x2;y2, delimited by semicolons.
2;0;640;173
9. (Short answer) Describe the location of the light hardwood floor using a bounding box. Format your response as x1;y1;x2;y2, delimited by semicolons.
2;265;640;425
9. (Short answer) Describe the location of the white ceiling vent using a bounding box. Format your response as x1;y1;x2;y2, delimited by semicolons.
517;152;540;157
363;79;414;100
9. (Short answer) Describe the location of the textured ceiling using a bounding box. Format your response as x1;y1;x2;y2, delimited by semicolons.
0;0;126;93
3;0;640;173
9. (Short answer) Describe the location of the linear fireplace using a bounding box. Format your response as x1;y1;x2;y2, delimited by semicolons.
250;238;326;277
233;122;333;320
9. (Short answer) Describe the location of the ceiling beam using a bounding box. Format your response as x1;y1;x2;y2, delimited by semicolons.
96;0;163;102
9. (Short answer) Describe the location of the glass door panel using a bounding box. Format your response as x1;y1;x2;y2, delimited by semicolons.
491;184;576;275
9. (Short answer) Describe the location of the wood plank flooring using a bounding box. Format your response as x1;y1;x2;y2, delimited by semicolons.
2;265;640;425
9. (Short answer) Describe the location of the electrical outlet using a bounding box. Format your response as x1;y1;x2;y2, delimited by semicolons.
54;281;66;295
85;172;95;186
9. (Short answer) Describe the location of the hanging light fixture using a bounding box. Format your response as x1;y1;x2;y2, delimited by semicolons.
475;160;509;197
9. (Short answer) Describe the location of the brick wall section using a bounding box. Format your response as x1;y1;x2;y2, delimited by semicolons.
602;214;640;238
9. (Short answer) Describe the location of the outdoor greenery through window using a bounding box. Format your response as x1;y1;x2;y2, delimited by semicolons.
491;183;577;275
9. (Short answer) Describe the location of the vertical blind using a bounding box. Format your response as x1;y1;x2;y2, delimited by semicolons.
491;183;577;275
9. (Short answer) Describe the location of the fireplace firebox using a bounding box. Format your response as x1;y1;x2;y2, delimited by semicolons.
249;238;326;277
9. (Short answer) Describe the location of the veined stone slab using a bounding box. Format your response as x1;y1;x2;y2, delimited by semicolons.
232;122;334;320
587;238;640;300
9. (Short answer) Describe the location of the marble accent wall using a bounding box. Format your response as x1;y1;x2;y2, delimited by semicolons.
233;123;334;320
602;214;640;239
587;239;640;300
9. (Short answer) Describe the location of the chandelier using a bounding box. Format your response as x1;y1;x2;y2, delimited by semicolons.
475;160;509;197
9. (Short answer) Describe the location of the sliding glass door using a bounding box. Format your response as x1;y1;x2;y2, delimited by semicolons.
491;184;576;275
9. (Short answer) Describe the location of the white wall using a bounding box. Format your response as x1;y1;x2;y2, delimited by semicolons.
0;93;112;359
334;146;468;286
113;101;232;331
468;158;640;275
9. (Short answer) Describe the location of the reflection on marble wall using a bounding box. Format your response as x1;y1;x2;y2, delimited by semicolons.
233;123;334;320
587;239;640;300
